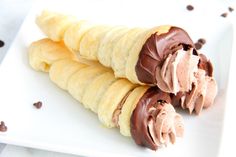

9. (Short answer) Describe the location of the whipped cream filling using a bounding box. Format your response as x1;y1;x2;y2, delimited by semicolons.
156;48;199;94
184;69;217;114
171;69;217;115
147;103;184;147
155;48;217;114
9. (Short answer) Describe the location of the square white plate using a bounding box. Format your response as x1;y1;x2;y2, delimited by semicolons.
0;0;235;157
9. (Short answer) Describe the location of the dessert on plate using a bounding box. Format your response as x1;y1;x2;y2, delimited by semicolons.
29;39;184;150
35;11;217;114
29;10;219;151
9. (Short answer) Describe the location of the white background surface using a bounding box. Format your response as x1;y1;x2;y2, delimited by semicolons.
0;0;236;157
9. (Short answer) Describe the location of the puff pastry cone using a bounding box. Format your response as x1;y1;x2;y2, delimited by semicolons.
29;38;184;151
36;11;218;115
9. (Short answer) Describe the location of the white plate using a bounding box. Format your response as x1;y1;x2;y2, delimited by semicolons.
0;0;235;157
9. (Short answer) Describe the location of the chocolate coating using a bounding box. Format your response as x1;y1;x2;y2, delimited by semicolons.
135;27;194;84
33;101;43;109
198;54;213;77
130;87;171;150
0;121;7;132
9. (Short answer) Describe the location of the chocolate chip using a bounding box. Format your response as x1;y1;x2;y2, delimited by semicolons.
229;7;234;12
194;42;202;50
0;40;4;48
198;38;206;45
186;5;194;11
221;13;228;18
0;121;7;132
33;101;42;109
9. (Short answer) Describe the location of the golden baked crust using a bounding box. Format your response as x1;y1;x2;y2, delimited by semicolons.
35;11;171;84
29;38;148;135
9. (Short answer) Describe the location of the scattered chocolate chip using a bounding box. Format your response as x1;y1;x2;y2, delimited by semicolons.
186;5;194;11
198;38;206;45
0;121;7;132
0;40;4;48
221;13;228;18
33;101;42;109
194;42;202;50
229;7;234;12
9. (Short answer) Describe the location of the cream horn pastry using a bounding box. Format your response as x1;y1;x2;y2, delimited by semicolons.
36;11;218;114
29;38;184;150
36;11;217;100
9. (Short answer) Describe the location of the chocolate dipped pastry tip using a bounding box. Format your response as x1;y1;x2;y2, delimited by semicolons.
131;87;184;150
136;27;194;88
136;27;217;114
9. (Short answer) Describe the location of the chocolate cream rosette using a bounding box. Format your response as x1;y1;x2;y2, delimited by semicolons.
35;11;217;114
29;39;184;150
